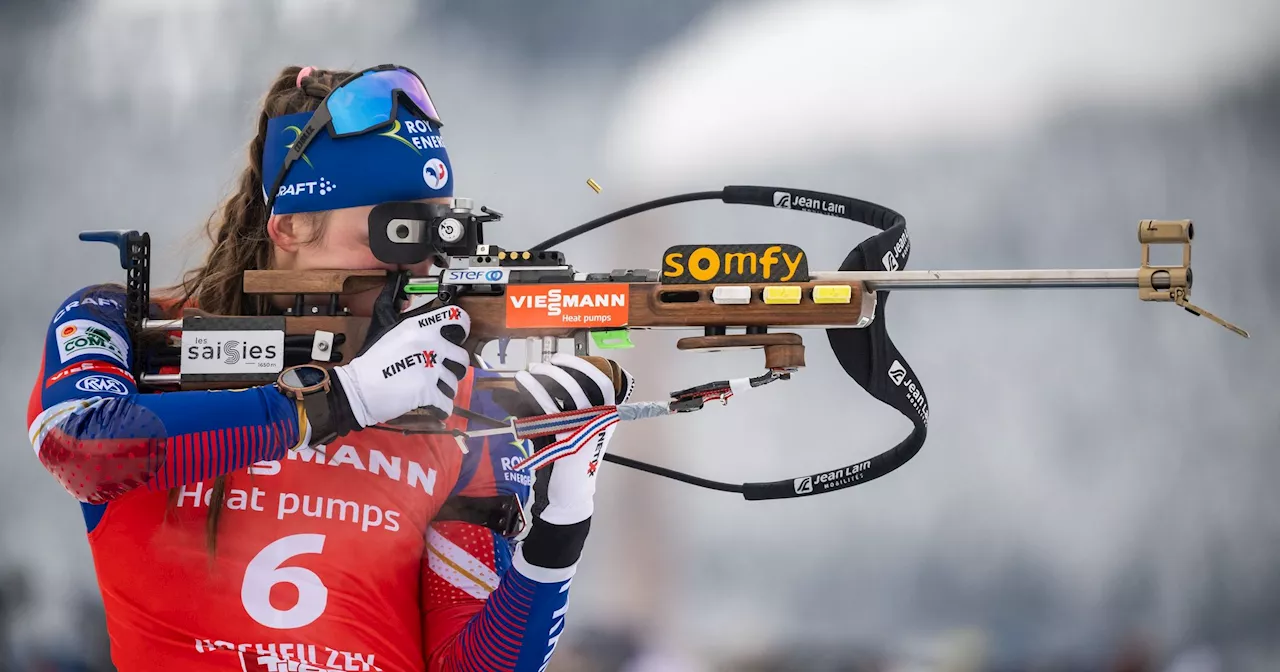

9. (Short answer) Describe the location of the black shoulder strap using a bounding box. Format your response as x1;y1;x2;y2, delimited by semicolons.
603;188;930;499
434;494;525;538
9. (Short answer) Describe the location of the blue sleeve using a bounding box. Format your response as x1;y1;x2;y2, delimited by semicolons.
424;371;580;671
29;286;302;529
424;521;578;672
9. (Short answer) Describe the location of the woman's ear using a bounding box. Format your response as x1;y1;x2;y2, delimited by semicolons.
267;213;308;252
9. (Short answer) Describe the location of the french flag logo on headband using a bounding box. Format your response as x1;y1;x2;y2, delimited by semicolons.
422;158;449;190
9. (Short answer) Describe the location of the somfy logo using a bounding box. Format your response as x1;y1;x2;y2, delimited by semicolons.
888;360;907;386
773;191;792;209
793;476;813;495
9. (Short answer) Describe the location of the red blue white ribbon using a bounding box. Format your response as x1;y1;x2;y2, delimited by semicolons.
512;408;620;472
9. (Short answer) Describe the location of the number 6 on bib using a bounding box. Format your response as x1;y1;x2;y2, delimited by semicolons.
241;534;328;629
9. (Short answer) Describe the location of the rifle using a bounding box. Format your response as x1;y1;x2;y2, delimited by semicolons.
80;185;1247;500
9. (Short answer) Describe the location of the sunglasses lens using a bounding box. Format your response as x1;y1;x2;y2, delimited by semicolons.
327;68;440;136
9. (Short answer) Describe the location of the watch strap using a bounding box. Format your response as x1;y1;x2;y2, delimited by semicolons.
302;388;338;446
277;364;345;446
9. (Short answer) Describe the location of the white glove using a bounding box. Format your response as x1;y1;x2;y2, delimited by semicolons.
514;353;635;525
333;304;471;427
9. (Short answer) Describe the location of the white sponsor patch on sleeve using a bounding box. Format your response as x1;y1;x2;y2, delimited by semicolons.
55;319;130;365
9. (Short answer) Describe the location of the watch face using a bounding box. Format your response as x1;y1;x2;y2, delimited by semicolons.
280;368;303;388
282;365;327;391
293;365;328;388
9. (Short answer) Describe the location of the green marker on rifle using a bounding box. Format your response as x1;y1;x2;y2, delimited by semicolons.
591;330;634;349
404;282;439;295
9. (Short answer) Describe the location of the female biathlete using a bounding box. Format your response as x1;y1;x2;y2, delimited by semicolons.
26;64;632;672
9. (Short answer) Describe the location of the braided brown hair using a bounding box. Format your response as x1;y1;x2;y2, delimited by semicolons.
167;65;355;555
176;65;355;317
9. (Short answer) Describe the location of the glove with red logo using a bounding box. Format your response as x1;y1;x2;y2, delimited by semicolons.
493;353;635;571
332;304;471;430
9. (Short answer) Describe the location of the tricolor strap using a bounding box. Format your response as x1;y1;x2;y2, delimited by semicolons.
512;409;621;471
514;406;618;440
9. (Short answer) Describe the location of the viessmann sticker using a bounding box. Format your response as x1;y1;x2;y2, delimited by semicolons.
505;284;630;328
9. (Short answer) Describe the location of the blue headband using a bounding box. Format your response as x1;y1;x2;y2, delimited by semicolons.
261;108;453;215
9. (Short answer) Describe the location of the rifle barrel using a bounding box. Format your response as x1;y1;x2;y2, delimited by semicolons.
415;268;1147;291
139;269;1148;334
810;268;1142;290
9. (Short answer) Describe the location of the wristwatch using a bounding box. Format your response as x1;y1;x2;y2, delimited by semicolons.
276;364;337;446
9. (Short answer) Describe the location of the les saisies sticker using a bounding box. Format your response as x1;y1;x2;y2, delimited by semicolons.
505;284;630;328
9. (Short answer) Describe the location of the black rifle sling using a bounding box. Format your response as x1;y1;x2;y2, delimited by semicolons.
604;187;930;499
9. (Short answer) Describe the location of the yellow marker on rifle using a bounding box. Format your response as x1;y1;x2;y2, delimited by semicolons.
812;285;853;304
587;178;602;194
762;286;802;304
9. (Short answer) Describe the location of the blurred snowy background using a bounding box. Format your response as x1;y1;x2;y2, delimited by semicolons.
1;0;1277;670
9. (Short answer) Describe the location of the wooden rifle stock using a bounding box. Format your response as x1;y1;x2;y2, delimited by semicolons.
145;270;870;411
229;270;875;377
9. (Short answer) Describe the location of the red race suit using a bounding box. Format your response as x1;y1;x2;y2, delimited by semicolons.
28;286;576;672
